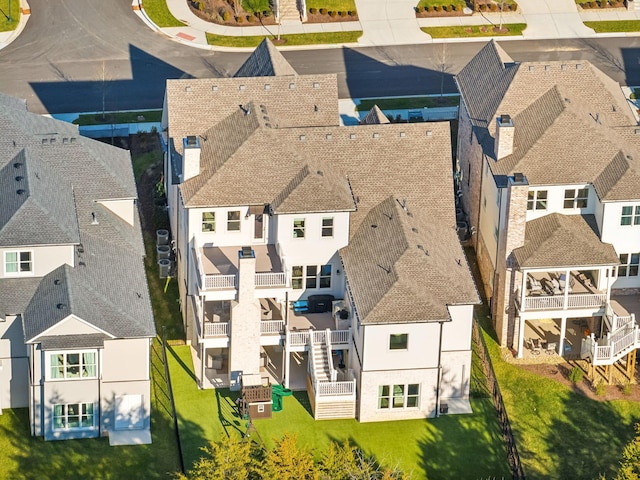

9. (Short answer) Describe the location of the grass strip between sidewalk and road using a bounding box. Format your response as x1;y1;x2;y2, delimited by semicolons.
584;20;640;33
143;0;186;27
356;95;459;111
421;23;526;38
206;31;361;47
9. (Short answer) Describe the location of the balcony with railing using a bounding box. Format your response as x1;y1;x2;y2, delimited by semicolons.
582;326;640;366
517;270;608;313
194;242;287;292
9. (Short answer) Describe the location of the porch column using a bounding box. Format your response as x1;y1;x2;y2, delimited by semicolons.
559;316;567;357
520;271;527;313
605;266;613;304
200;342;205;389
517;315;526;359
563;269;570;310
284;331;291;389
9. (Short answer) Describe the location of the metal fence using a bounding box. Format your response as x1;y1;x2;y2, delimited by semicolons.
161;327;185;474
472;319;526;480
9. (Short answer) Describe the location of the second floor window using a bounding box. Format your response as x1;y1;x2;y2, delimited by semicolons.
322;217;334;237
293;219;305;238
389;333;408;350
4;251;32;275
49;351;97;380
621;206;640;226
527;190;548;211
202;212;215;232
227;211;241;231
564;188;589;209
292;266;303;289
619;253;639;277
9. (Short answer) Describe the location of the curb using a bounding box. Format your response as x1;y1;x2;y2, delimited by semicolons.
0;0;31;51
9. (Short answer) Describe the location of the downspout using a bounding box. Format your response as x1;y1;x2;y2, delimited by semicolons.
435;320;445;418
98;348;102;437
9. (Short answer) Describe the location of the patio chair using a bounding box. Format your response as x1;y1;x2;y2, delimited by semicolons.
558;274;573;293
545;342;557;355
527;275;542;293
527;338;542;355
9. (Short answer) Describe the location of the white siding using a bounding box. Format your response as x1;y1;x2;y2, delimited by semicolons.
97;199;136;226
0;245;74;279
362;323;440;371
525;184;596;221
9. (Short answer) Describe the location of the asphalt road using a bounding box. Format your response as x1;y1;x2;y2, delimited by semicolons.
1;0;640;114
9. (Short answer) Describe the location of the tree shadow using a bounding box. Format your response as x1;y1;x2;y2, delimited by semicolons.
167;344;197;382
292;391;314;418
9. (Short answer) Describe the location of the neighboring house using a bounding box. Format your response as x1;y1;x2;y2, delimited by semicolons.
0;93;156;443
162;39;479;421
455;41;640;377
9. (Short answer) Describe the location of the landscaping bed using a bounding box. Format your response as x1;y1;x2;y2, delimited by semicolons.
307;0;358;21
422;23;525;37
415;0;518;17
576;0;625;9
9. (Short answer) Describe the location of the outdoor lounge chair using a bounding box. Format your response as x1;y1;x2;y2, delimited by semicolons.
545;342;557;355
528;275;542;293
527;338;542;355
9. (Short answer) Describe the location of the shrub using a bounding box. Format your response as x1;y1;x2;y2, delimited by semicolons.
235;15;244;22
489;3;498;11
569;366;584;384
595;381;606;396
474;2;481;11
426;5;433;11
329;10;337;16
222;10;231;20
309;7;316;13
479;3;487;11
347;10;354;15
622;383;633;396
319;7;327;14
433;4;441;11
451;4;458;11
247;14;255;21
442;4;448;11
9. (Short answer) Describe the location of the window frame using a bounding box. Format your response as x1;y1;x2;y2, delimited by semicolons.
201;211;216;232
319;264;332;288
4;250;33;276
53;402;95;430
321;217;334;237
227;211;241;232
389;333;408;350
378;384;420;410
292;266;303;290
305;265;317;289
621;206;640;226
563;188;589;209
48;350;98;381
293;218;305;239
527;190;548;211
619;253;640;277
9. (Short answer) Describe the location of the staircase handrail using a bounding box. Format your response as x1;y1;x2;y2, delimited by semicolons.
307;329;318;388
325;328;337;382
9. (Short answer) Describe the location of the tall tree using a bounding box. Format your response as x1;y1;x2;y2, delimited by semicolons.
176;435;258;480
260;433;317;480
613;423;640;480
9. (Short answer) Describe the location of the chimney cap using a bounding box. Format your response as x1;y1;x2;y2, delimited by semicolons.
512;172;528;185
184;136;200;148
240;246;254;259
498;114;513;126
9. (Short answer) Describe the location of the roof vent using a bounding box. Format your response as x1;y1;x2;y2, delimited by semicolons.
42;138;48;144
50;138;56;144
399;132;406;138
13;162;22;169
16;189;25;195
289;83;296;89
185;86;192;92
349;133;356;140
373;133;380;139
512;172;527;185
317;170;323;176
264;84;271;90
79;261;86;267
426;130;433;137
70;137;76;143
371;224;378;229
544;65;550;71
576;63;583;70
299;135;306;141
325;134;332;140
15;176;23;181
91;212;99;225
56;303;66;310
528;65;534;72
212;85;218;92
239;85;246;91
561;64;567;71
63;137;68;144
54;279;61;285
313;82;320;89
314;105;318;112
635;129;640;135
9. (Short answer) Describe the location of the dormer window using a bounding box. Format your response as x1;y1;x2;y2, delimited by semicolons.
4;250;32;275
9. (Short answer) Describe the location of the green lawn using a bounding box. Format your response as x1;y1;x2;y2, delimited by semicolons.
478;312;640;479
415;0;467;9
356;95;460;112
584;20;640;33
167;344;511;478
0;340;180;479
206;31;361;47
142;0;185;27
422;23;526;38
0;0;19;32
72;110;162;126
306;0;357;12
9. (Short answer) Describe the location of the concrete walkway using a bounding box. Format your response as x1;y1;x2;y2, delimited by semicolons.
517;0;596;39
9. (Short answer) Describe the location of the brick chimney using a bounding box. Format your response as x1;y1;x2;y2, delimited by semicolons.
495;114;515;160
229;246;261;390
182;136;201;181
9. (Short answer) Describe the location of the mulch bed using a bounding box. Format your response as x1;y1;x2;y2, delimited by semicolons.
519;361;640;402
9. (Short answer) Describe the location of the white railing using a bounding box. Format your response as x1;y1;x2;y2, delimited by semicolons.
316;379;356;397
204;322;229;337
325;328;337;382
260;320;284;334
287;329;350;348
331;330;350;345
288;330;309;347
523;293;605;311
585;327;640;365
192;242;206;290
204;274;236;290
255;272;287;287
604;302;635;332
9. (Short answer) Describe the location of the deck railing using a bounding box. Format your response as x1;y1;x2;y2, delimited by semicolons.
260;320;284;334
204;322;229;337
523;293;606;311
204;274;236;290
255;272;287;287
584;327;640;365
316;379;356;397
604;302;636;333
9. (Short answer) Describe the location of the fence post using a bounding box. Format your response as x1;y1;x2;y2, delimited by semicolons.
162;326;186;474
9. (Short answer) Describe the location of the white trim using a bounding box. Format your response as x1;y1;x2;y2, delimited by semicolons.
28;314;116;344
46;349;99;381
3;249;34;276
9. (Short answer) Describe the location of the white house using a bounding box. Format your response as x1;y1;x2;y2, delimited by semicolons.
455;41;640;380
0;93;156;443
162;39;479;421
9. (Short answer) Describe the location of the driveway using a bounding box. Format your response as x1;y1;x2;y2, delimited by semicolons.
518;0;596;39
354;0;431;46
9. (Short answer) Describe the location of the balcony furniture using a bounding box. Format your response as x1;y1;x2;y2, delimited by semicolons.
545;342;557;355
528;275;542;293
558;274;574;292
528;338;542;355
293;300;309;314
307;295;335;313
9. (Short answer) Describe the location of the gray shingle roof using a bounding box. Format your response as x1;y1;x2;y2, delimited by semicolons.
340;197;479;324
0;148;80;247
360;105;390;125
458;41;640;201
513;213;619;268
234;38;297;78
0;92;155;342
39;333;108;350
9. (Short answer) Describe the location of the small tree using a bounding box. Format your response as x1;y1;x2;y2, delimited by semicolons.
260;433;317;480
613;423;640;480
176;435;259;480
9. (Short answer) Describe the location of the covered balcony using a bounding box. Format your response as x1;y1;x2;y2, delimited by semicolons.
193;242;287;293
